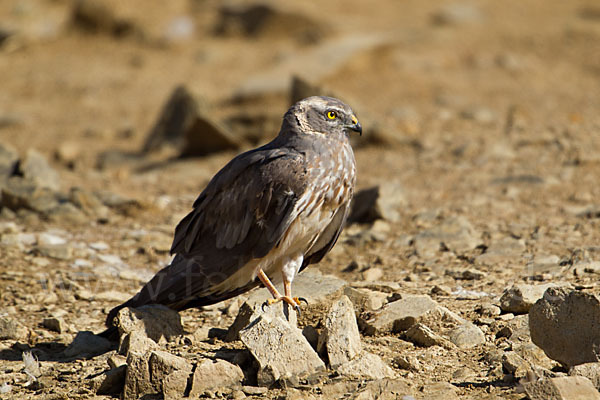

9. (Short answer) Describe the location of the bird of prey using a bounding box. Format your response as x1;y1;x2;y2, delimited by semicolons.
105;96;361;328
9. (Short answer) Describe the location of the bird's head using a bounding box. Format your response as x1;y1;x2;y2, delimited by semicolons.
284;96;362;139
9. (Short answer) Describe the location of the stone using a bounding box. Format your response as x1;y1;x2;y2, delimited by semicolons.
448;323;485;349
420;382;459;400
123;350;193;400
529;287;600;367
522;376;600;400
0;142;18;179
118;330;159;356
348;183;406;223
502;351;528;377
343;286;387;312
404;323;451;348
239;312;325;386
336;352;396;380
19;149;60;191
114;305;184;343
0;317;29;341
354;379;413;399
142;85;239;157
361;295;439;335
43;316;67;333
413;216;481;258
69;187;109;218
363;267;384;282
62;331;112;358
87;365;126;395
54;142;81;169
1;177;59;213
318;296;362;368
500;283;564;313
570;363;600;391
227;270;345;341
189;359;244;396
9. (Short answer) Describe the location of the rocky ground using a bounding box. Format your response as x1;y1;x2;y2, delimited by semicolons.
1;0;600;399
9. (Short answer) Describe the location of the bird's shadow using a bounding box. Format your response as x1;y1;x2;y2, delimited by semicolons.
0;331;117;363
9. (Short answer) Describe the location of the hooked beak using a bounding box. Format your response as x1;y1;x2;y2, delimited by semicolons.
348;114;362;135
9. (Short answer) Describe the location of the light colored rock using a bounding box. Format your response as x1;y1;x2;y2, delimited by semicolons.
343;286;387;312
227;270;345;341
19;149;60;191
500;283;564;313
420;381;459;400
0;317;29;340
189;359;244;396
318;295;362;368
448;323;485;348
119;330;159;356
115;305;184;343
475;236;526;266
522;376;600;400
529;287;600;367
123;350;192;400
502;351;528;378
336;352;396;380
362;295;439;335
404;323;451;348
363;267;384;282
570;363;600;391
239;312;325;386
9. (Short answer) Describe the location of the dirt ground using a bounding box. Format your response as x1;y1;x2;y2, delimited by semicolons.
1;0;600;399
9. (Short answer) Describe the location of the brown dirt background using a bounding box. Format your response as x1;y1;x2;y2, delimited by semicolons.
1;0;600;398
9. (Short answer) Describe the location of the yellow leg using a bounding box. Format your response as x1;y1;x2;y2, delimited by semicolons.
257;269;307;310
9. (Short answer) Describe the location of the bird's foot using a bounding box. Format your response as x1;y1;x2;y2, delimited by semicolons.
262;296;308;313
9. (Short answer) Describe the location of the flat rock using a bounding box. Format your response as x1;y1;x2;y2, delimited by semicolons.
114;305;184;343
189;359;244;396
348;183;406;223
448;323;485;348
500;283;564;313
123;350;193;400
318;295;362;368
336;352;396;380
19;149;60;191
239;312;325;386
529;287;600;367
522;376;600;400
226;300;298;342
361;295;440;335
413;216;481;258
570;363;600;391
62;331;112;358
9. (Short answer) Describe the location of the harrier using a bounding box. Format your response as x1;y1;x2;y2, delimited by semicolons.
105;96;361;328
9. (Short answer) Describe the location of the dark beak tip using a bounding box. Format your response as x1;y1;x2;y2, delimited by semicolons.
354;122;363;136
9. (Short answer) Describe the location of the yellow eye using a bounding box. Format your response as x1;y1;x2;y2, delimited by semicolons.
327;111;337;120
